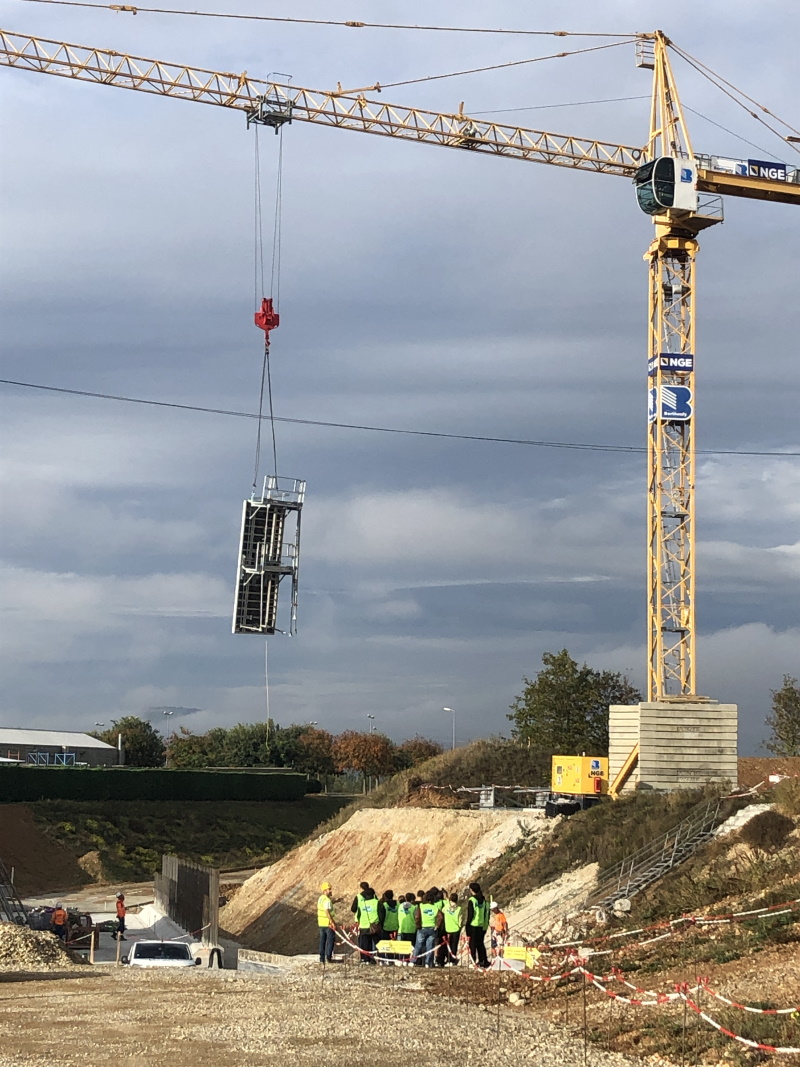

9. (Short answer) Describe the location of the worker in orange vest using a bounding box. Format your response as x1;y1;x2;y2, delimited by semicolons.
51;903;69;941
114;892;127;941
489;901;509;957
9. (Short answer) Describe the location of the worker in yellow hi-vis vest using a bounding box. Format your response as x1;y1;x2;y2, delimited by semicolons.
465;881;490;969
442;893;464;965
317;882;335;964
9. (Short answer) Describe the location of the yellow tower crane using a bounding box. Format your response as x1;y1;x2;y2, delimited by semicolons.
1;28;797;705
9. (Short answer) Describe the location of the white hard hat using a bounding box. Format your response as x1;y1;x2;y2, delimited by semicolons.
490;901;499;909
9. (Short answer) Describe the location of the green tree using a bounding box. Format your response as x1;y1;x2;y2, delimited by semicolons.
507;649;642;755
94;716;165;767
166;724;271;768
271;724;310;768
220;723;270;767
765;675;800;756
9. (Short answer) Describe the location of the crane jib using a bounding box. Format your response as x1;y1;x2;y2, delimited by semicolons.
1;28;797;206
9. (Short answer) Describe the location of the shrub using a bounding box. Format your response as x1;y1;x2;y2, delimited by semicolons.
739;809;795;853
774;777;800;817
0;766;307;803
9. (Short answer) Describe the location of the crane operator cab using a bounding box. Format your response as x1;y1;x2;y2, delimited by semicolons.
635;156;699;216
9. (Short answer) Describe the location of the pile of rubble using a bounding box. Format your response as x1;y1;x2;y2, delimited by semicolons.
0;922;78;970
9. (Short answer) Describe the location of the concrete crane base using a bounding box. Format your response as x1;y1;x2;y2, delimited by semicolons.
609;700;738;794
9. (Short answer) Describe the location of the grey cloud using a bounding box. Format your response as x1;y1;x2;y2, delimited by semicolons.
1;1;798;754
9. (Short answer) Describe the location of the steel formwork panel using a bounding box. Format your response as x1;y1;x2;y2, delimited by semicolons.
232;478;304;635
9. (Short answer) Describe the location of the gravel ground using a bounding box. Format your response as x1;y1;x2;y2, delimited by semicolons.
0;962;680;1067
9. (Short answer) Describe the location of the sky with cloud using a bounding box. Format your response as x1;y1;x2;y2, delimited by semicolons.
1;0;797;754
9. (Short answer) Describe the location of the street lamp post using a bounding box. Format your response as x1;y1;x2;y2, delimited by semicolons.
366;715;377;793
442;707;456;750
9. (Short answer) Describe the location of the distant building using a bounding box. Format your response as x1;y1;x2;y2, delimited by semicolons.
0;728;118;767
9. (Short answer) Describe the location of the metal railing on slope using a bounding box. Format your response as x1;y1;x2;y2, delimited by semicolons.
584;795;726;911
0;856;28;925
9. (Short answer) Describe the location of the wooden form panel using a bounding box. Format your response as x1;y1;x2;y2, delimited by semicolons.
609;705;641;793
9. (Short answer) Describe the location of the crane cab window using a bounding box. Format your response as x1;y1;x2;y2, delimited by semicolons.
635;158;677;214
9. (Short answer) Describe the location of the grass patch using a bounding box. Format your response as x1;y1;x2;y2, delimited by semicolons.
29;796;348;883
631;811;800;925
477;786;746;903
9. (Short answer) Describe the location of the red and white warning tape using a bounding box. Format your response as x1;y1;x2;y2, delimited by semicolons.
698;980;800;1016
678;988;800;1055
575;966;679;1006
542;896;800;952
572;969;800;1053
334;924;441;963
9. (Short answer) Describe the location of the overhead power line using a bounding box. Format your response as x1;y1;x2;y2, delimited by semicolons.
2;377;798;459
15;0;637;38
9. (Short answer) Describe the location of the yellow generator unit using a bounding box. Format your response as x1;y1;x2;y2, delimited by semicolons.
551;756;608;797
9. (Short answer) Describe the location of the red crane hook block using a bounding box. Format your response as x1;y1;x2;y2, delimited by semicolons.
254;297;280;338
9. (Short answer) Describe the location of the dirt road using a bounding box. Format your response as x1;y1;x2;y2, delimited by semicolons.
0;963;656;1067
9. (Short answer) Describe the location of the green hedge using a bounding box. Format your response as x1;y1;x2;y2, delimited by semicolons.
0;766;307;803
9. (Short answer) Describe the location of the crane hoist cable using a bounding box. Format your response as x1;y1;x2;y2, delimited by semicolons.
252;124;284;490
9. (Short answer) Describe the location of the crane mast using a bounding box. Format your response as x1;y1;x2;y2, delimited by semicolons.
0;28;797;705
644;33;709;699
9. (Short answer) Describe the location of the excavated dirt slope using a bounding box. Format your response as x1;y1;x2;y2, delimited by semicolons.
0;805;90;895
221;808;552;954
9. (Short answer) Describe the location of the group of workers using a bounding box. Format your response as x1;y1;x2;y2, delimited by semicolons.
48;892;127;944
316;881;509;968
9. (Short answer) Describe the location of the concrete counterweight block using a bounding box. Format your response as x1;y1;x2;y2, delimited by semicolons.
609;700;738;793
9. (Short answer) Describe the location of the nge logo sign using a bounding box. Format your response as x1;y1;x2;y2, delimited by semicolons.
748;158;788;181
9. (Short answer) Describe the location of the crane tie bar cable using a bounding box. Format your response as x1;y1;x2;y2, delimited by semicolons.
330;40;636;97
15;0;638;38
670;43;800;151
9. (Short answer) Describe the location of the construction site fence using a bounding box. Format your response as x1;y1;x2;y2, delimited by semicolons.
154;854;219;948
0;766;308;802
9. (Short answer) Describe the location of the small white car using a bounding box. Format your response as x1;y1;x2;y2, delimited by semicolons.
123;941;202;968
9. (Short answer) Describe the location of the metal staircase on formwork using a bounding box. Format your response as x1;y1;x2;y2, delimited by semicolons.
584;794;726;912
0;856;28;926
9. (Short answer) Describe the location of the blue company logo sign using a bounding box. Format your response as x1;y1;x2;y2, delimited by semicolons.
748;158;788;181
680;167;693;183
648;353;694;376
590;759;601;773
649;385;693;423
